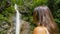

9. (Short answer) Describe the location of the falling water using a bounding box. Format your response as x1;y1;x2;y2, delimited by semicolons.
14;4;21;34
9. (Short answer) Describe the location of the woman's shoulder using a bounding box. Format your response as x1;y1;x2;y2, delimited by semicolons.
34;26;47;31
33;26;50;34
33;26;47;34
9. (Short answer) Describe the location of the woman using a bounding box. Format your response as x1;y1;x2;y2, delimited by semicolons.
33;6;58;34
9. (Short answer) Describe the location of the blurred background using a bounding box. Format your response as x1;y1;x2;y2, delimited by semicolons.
0;0;60;34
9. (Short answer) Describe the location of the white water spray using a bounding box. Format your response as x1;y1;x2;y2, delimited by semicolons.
14;4;21;34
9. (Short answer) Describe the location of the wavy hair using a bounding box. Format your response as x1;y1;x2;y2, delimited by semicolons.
33;6;58;34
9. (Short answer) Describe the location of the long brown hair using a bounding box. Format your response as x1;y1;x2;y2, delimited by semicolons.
33;6;58;34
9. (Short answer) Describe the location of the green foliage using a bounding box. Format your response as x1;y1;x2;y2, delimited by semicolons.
18;0;60;33
0;0;15;24
47;0;60;31
0;0;60;34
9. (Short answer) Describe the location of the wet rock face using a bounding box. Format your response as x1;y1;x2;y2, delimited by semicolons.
0;20;30;34
0;22;10;31
21;20;31;34
0;14;33;34
0;22;11;34
10;20;31;34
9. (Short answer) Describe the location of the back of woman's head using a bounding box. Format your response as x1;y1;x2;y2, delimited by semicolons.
33;6;58;34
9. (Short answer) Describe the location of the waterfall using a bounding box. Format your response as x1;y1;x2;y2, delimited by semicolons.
14;4;21;34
